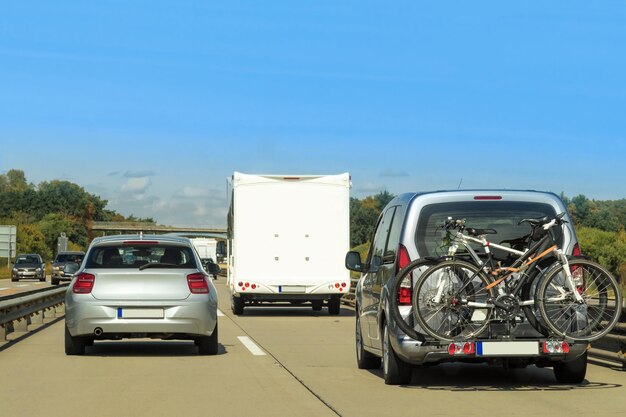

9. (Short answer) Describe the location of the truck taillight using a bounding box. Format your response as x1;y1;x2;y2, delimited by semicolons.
72;273;95;294
187;273;209;294
396;244;412;306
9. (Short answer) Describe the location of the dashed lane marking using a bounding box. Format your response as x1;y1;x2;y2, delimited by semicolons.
217;309;224;317
237;336;266;356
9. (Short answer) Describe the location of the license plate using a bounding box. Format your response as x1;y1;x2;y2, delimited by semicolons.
117;308;164;319
476;341;538;356
279;286;305;293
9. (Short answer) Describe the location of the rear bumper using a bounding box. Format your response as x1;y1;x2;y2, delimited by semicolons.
66;297;218;339
389;330;588;365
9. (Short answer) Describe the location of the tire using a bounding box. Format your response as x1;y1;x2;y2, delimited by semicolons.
64;325;86;356
11;277;18;282
520;260;555;336
40;275;46;282
553;352;587;384
382;322;412;385
355;311;381;369
51;278;59;285
537;259;622;341
413;260;494;341
231;294;244;315
198;323;219;355
328;296;341;315
311;300;323;311
389;258;438;342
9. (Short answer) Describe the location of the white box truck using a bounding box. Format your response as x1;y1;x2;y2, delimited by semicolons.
190;238;221;278
227;172;351;315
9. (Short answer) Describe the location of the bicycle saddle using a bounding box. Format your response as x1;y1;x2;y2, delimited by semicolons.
465;227;497;237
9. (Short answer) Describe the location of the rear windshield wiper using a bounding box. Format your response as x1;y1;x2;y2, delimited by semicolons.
138;262;177;271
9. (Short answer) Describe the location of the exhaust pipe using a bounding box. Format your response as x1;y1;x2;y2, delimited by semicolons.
94;327;103;336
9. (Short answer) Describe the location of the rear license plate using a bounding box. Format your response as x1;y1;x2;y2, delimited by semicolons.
279;286;305;293
117;308;164;319
476;341;538;356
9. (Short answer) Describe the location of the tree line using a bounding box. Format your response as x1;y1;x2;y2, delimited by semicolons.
0;169;153;260
351;191;626;282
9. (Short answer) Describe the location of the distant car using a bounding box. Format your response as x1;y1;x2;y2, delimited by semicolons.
64;235;219;356
346;190;588;385
12;253;46;282
51;251;85;285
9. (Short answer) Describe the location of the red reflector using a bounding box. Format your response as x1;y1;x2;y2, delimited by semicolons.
238;282;243;287
463;342;475;355
341;282;347;288
398;287;412;305
251;284;256;289
245;282;250;288
72;273;95;294
474;196;502;200
122;241;159;245
562;342;570;354
448;343;456;355
187;273;209;294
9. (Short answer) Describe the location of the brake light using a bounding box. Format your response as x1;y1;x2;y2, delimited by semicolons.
448;342;475;355
474;196;502;200
122;241;159;245
72;273;95;294
187;273;209;294
542;340;569;354
571;243;584;293
396;244;412;306
572;243;581;257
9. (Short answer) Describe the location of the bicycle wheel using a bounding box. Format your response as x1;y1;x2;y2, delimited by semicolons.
388;258;438;342
520;260;558;337
537;259;623;341
413;259;494;341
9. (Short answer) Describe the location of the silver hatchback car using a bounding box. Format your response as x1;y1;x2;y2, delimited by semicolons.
65;235;219;355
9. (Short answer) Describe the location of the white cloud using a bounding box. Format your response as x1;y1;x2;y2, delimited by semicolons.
122;177;151;193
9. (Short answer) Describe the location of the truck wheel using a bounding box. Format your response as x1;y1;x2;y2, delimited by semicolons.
311;300;323;311
328;296;341;315
198;323;219;355
232;295;244;315
64;325;86;356
553;352;587;384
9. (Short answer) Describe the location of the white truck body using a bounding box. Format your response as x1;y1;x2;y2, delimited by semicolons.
190;238;218;261
227;172;351;309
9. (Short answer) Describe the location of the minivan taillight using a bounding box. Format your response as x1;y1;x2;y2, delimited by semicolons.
571;243;584;293
572;243;581;257
187;273;209;294
396;244;412;306
72;273;95;294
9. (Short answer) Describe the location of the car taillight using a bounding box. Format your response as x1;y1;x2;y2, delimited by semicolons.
72;273;95;294
572;243;581;257
396;244;412;306
187;273;209;294
542;340;570;354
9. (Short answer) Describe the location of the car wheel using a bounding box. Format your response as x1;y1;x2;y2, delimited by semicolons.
40;275;46;282
382;322;412;385
311;300;323;311
328;296;341;315
232;294;244;315
356;311;381;369
64;325;86;356
51;278;59;285
554;352;587;384
198;323;219;355
11;277;18;282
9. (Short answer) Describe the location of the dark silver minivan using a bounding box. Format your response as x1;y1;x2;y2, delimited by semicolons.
346;190;588;385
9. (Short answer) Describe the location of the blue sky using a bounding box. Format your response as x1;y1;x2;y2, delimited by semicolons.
1;1;625;227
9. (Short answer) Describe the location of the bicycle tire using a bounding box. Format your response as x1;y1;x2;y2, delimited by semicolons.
412;259;494;341
388;258;438;342
537;259;623;341
520;259;558;337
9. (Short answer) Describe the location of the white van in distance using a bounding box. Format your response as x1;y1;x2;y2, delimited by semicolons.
227;172;351;315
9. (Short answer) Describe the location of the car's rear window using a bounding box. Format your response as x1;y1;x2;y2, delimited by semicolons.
85;244;197;269
415;201;560;258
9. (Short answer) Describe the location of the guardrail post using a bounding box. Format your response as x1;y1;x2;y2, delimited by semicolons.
13;317;28;332
55;304;65;315
31;311;44;326
44;307;56;320
0;324;6;341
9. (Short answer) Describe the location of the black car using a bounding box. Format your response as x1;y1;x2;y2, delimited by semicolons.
51;251;85;285
12;254;46;282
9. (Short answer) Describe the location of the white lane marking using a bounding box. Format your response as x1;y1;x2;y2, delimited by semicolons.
217;309;224;317
0;287;8;291
237;336;266;356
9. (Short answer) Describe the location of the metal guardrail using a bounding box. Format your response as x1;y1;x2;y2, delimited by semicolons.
0;286;67;342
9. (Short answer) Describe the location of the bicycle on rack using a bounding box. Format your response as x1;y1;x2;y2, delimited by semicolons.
390;213;622;343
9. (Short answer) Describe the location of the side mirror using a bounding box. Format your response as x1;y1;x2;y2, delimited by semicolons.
207;262;220;275
345;251;363;272
63;262;80;274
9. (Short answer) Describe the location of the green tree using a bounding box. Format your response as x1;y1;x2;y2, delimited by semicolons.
16;225;52;260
